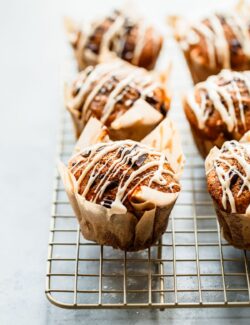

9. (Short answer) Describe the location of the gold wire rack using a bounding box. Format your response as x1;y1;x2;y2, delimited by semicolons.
45;42;250;309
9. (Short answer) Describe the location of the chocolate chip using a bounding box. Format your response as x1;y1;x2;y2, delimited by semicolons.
81;150;91;158
102;198;113;208
231;39;241;54
133;153;148;168
87;42;99;53
105;180;119;192
124;51;133;60
145;95;158;105
229;171;239;188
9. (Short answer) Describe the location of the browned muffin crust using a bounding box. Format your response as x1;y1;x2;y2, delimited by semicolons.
184;70;250;157
179;11;250;83
66;61;170;139
69;141;180;216
186;74;250;140
67;10;163;70
72;70;168;126
206;140;250;214
189;15;250;70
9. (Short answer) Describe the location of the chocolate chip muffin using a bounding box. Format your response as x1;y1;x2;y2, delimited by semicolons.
65;60;170;140
206;136;250;250
184;69;250;158
176;9;250;83
65;9;163;70
61;140;181;251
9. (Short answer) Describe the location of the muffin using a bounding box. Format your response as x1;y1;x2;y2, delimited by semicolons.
65;9;163;70
184;69;250;158
59;139;181;251
175;6;250;83
205;133;250;250
65;60;170;140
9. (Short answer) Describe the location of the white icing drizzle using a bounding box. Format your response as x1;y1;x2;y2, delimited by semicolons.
207;140;250;213
81;65;129;122
76;10;159;67
187;69;250;132
189;13;250;68
69;62;161;126
192;22;216;68
209;15;230;68
100;71;142;124
131;21;148;65
70;140;178;211
67;63;118;111
99;15;126;53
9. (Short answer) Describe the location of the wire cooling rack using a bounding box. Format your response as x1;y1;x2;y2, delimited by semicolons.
45;41;250;309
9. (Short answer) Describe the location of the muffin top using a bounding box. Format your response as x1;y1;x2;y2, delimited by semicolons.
68;140;180;214
206;139;250;213
186;70;250;140
67;61;169;128
180;12;250;70
71;9;162;70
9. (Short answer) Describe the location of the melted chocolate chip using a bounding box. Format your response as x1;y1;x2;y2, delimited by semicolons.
105;180;119;192
90;173;105;189
145;95;158;105
230;39;241;54
102;198;113;208
86;42;99;54
81;150;91;158
133;153;148;168
229;172;239;188
124;51;133;60
123;145;139;158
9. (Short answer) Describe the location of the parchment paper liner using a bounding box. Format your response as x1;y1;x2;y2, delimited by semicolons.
205;133;250;250
170;1;250;84
64;59;171;140
58;117;183;251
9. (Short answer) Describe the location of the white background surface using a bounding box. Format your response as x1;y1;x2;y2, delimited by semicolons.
1;0;250;324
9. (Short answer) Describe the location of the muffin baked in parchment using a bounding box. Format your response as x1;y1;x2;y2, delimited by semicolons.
65;59;170;140
183;69;250;158
174;1;250;83
59;117;184;251
65;9;163;71
206;132;250;250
